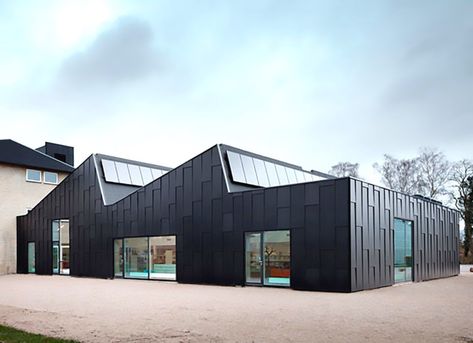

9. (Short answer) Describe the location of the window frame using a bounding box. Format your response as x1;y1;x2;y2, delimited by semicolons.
25;169;42;183
43;171;59;185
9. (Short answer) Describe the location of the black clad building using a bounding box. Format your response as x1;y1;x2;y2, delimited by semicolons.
17;144;460;292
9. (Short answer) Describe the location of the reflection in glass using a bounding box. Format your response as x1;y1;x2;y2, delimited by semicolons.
124;237;149;279
394;218;413;283
245;233;262;284
263;230;290;286
28;242;35;273
114;239;123;277
149;236;176;280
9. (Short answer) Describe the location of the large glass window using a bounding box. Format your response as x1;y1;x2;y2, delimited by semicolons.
149;236;176;280
245;230;290;287
124;237;149;279
28;242;35;273
115;235;177;281
394;218;413;283
263;230;290;286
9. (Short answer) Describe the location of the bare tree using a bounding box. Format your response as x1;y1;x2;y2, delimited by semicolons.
373;155;421;195
416;147;451;199
329;162;360;178
451;160;473;257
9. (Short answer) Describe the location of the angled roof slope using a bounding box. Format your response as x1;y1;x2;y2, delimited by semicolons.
0;139;74;172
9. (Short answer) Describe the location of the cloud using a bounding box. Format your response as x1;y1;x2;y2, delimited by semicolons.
57;16;158;89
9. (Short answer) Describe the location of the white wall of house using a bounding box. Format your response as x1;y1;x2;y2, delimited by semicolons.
0;164;68;274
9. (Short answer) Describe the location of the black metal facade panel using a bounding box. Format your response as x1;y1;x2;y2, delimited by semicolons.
349;179;460;291
17;146;352;292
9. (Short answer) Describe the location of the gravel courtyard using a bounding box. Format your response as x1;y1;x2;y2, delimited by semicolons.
0;273;472;343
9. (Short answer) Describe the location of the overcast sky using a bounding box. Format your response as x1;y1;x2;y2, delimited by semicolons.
0;0;472;184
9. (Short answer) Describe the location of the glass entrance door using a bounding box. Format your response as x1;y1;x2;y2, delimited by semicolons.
394;218;413;283
245;230;290;287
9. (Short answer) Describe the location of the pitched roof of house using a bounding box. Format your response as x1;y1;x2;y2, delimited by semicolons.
0;139;74;173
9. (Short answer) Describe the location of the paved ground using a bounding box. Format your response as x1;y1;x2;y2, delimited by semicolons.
0;273;472;343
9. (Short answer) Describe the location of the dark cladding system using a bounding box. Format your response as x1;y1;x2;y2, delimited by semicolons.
17;144;460;292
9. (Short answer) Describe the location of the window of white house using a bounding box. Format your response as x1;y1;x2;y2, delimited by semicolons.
26;169;41;183
44;171;59;184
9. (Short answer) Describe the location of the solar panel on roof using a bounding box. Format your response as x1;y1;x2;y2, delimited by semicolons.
128;164;143;186
253;158;269;187
140;166;153;184
241;154;258;186
226;150;327;188
102;159;118;183
265;161;279;186
115;162;131;184
227;151;246;183
101;159;169;186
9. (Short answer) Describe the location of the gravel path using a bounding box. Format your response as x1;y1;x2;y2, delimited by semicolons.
0;273;472;342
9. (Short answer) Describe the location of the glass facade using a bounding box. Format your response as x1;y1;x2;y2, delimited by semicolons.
263;230;290;286
124;237;149;279
149;236;176;280
115;236;177;280
394;218;413;283
28;242;35;273
245;230;290;287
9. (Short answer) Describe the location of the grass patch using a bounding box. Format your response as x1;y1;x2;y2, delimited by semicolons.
0;324;77;342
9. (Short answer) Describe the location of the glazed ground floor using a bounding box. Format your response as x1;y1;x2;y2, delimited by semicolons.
25;218;416;288
0;274;471;342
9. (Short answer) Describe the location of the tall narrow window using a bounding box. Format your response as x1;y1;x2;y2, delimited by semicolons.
28;242;35;273
52;219;70;275
114;239;123;277
394;218;413;283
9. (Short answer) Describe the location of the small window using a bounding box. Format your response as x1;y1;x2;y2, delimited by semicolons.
26;169;41;183
44;171;59;184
